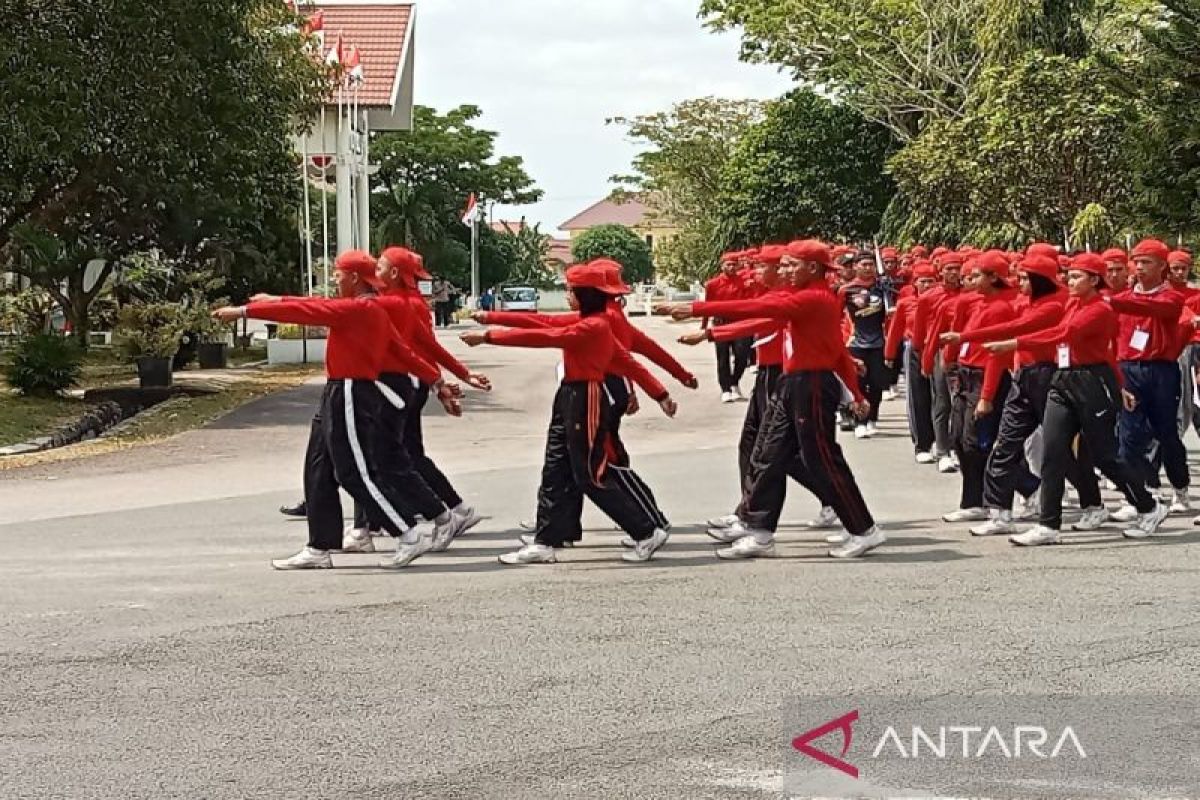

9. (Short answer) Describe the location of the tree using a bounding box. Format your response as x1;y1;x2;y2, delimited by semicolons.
887;53;1139;245
570;225;654;284
0;0;327;345
719;89;897;246
609;98;764;283
371;105;542;287
492;222;555;288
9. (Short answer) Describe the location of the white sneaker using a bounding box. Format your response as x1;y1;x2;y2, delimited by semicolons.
865;421;878;437
1102;478;1117;491
453;504;483;534
431;512;469;552
825;529;850;545
1169;489;1193;515
619;536;636;548
720;391;735;404
716;534;776;560
340;527;376;553
1111;504;1139;523
1014;491;1040;522
1010;525;1060;546
829;527;886;558
854;425;869;439
1071;506;1109;531
938;456;959;474
1124;501;1170;539
802;506;839;529
883;389;898;401
381;534;433;568
731;385;746;401
518;534;573;548
706;513;739;529
271;546;332;570
708;519;765;544
915;451;935;464
498;543;557;565
970;510;1015;536
623;528;670;562
942;507;989;523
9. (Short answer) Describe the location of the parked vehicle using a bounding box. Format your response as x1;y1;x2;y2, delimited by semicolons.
499;286;539;312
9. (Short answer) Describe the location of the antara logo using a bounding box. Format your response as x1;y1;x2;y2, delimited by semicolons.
792;710;860;779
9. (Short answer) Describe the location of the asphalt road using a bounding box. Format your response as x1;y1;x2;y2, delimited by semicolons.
2;317;1198;799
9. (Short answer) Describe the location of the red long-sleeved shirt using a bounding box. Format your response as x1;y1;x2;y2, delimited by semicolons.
1016;295;1121;377
246;297;440;383
390;288;472;381
479;304;696;386
1109;285;1186;362
693;285;865;402
919;287;967;375
484;315;668;400
955;293;1017;402
712;317;785;367
1180;293;1200;346
958;291;1067;368
884;294;918;361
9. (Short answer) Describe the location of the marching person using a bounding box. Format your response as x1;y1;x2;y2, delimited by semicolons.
841;252;890;439
886;261;938;463
982;257;1168;545
1101;249;1131;295
937;251;1017;523
942;253;1105;536
679;244;855;541
913;252;965;473
461;264;679;565
703;252;753;403
1107;239;1190;519
214;251;470;570
667;240;883;559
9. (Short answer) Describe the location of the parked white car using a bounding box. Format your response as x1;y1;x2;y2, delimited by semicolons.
499;286;539;311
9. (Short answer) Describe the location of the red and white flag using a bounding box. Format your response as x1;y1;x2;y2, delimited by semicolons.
461;193;480;227
345;46;365;85
302;10;324;49
325;33;343;66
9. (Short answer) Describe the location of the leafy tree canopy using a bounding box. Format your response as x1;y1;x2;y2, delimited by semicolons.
570;224;654;285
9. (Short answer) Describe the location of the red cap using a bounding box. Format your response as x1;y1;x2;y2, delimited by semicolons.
1100;248;1128;265
940;252;965;268
910;245;930;258
931;246;950;260
757;245;787;265
335;249;384;288
1168;250;1193;267
1131;238;1171;262
379;246;431;280
830;245;855;262
786;239;832;267
880;246;899;260
590;259;631;295
564;263;613;293
1026;243;1060;260
1020;254;1059;282
976;250;1011;283
913;262;937;279
1071;252;1107;277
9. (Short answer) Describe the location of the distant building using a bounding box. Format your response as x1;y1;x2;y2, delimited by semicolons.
490;220;571;280
559;194;679;255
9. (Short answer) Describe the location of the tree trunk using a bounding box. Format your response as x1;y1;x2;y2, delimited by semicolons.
67;273;91;351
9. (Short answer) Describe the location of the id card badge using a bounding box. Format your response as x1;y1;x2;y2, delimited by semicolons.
959;342;970;358
783;330;794;360
1130;328;1150;351
1057;344;1071;368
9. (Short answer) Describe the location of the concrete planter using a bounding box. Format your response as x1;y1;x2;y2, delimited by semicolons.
267;338;326;365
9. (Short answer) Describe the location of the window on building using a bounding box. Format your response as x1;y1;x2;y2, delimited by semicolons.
645;234;654;249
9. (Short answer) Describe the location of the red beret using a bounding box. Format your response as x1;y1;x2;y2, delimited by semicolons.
931;246;950;259
976;250;1011;282
880;247;899;260
1168;250;1193;267
940;252;965;268
1026;243;1060;260
910;245;929;258
786;239;832;267
1020;254;1059;282
757;245;787;265
1100;248;1128;265
912;262;937;279
380;246;431;280
1132;238;1171;262
1071;252;1107;276
335;249;384;288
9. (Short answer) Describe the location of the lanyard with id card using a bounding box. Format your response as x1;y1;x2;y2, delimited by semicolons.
1057;344;1071;368
1130;328;1150;351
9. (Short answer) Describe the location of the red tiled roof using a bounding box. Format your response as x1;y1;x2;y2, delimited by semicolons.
546;238;572;265
560;196;654;231
311;3;412;108
491;220;527;233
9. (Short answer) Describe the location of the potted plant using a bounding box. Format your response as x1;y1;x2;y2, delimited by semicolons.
115;302;184;388
187;298;232;370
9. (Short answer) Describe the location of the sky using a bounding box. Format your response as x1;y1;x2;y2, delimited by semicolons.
413;0;794;237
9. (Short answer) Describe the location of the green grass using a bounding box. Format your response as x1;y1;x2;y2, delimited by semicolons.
0;390;88;445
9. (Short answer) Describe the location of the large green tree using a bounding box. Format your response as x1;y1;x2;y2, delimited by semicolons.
0;0;327;344
371;105;542;288
570;224;654;284
719;89;897;246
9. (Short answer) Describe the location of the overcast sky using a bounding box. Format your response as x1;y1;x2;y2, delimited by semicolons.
413;0;793;236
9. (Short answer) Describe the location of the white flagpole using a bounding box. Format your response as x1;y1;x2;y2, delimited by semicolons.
320;105;331;296
300;129;314;295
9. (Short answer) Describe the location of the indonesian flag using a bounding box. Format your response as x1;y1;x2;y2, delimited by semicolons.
461;193;480;227
302;10;324;49
325;33;343;66
345;46;365;85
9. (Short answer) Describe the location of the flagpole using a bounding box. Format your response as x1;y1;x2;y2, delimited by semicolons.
320;106;331;296
300;129;314;295
470;197;480;303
